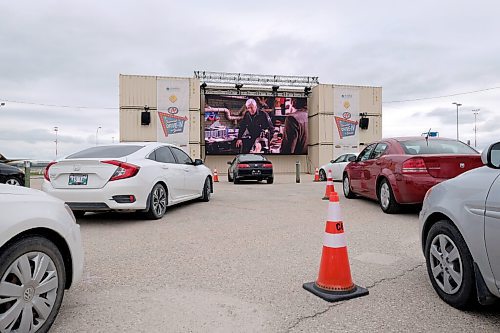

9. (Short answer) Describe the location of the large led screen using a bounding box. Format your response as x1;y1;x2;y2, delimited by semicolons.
204;95;308;155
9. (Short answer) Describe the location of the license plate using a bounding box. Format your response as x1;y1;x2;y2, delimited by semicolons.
252;170;261;175
68;174;88;185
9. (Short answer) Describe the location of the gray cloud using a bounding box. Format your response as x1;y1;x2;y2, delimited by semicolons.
1;0;500;158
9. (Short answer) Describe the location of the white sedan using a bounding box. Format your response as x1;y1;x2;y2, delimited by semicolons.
0;184;83;332
42;143;213;219
319;152;358;181
420;141;500;309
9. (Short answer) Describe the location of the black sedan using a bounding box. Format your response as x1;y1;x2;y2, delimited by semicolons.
227;154;273;184
0;163;25;186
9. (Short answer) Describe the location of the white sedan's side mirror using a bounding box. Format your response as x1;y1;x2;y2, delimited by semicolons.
481;142;500;169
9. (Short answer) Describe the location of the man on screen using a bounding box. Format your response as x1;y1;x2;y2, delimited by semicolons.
280;99;308;154
235;98;274;154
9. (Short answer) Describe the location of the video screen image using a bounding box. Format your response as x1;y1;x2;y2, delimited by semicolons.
204;95;308;155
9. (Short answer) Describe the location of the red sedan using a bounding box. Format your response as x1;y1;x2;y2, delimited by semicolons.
342;137;482;213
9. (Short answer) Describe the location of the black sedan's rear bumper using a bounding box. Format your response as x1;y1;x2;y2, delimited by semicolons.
235;169;273;181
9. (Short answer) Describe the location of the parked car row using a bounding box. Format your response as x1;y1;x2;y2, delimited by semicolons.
2;137;499;327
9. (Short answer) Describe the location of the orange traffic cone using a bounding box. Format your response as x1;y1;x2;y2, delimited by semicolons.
322;169;335;200
314;168;320;182
303;192;368;302
213;169;219;182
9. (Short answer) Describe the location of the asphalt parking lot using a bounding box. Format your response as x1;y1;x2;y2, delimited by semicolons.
31;176;500;332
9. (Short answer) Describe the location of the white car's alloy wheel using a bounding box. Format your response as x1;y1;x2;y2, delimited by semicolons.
0;252;59;332
152;185;167;217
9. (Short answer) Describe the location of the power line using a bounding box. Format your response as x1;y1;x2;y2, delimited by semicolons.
0;99;118;110
2;85;500;109
383;86;500;104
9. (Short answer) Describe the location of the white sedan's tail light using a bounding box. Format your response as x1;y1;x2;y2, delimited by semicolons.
102;160;140;181
43;161;58;181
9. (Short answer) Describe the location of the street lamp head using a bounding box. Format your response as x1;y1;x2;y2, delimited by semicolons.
452;102;462;107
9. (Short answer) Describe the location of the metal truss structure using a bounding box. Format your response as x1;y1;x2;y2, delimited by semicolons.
194;71;318;88
194;71;318;97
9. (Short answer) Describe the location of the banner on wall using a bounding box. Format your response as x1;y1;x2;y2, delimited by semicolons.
334;88;360;148
157;78;190;147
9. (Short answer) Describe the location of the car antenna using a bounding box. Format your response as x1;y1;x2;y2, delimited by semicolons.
425;128;431;146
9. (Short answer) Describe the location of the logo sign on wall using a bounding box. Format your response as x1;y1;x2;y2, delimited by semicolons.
334;89;360;146
157;78;190;146
334;111;358;139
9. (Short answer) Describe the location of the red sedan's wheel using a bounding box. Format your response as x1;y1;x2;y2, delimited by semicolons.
378;178;400;214
343;174;356;199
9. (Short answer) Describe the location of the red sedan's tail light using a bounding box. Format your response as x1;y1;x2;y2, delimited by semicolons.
102;160;140;181
237;163;251;168
43;161;57;181
402;158;428;174
263;163;273;168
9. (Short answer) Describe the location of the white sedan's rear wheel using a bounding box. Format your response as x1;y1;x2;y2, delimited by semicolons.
200;177;211;202
145;183;167;219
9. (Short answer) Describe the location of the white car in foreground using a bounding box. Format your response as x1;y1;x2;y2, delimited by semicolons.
319;153;358;181
42;143;213;219
0;185;83;332
420;141;500;309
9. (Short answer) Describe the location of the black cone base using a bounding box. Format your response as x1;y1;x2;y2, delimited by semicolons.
303;282;369;302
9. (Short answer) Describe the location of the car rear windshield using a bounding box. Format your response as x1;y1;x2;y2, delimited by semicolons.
400;140;478;155
66;145;144;159
239;154;267;161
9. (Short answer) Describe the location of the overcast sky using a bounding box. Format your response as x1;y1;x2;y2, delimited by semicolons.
1;1;499;160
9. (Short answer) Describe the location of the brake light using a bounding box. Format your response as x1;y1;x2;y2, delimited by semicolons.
102;160;140;181
263;163;273;168
402;158;428;174
43;161;57;181
237;163;250;168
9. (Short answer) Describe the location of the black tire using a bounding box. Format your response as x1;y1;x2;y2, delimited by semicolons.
425;220;476;309
267;177;274;184
72;210;86;218
342;173;356;199
378;178;400;214
233;172;240;184
0;236;66;332
319;169;327;181
145;183;167;219
4;177;22;186
200;177;211;202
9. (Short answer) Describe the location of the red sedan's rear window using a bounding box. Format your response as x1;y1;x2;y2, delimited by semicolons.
400;140;478;155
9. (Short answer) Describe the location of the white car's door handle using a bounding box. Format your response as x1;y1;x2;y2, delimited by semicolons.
161;165;169;169
183;169;189;172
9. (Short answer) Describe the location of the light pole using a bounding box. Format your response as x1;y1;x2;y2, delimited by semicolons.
472;109;480;148
96;126;102;146
54;127;59;158
452;102;462;141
